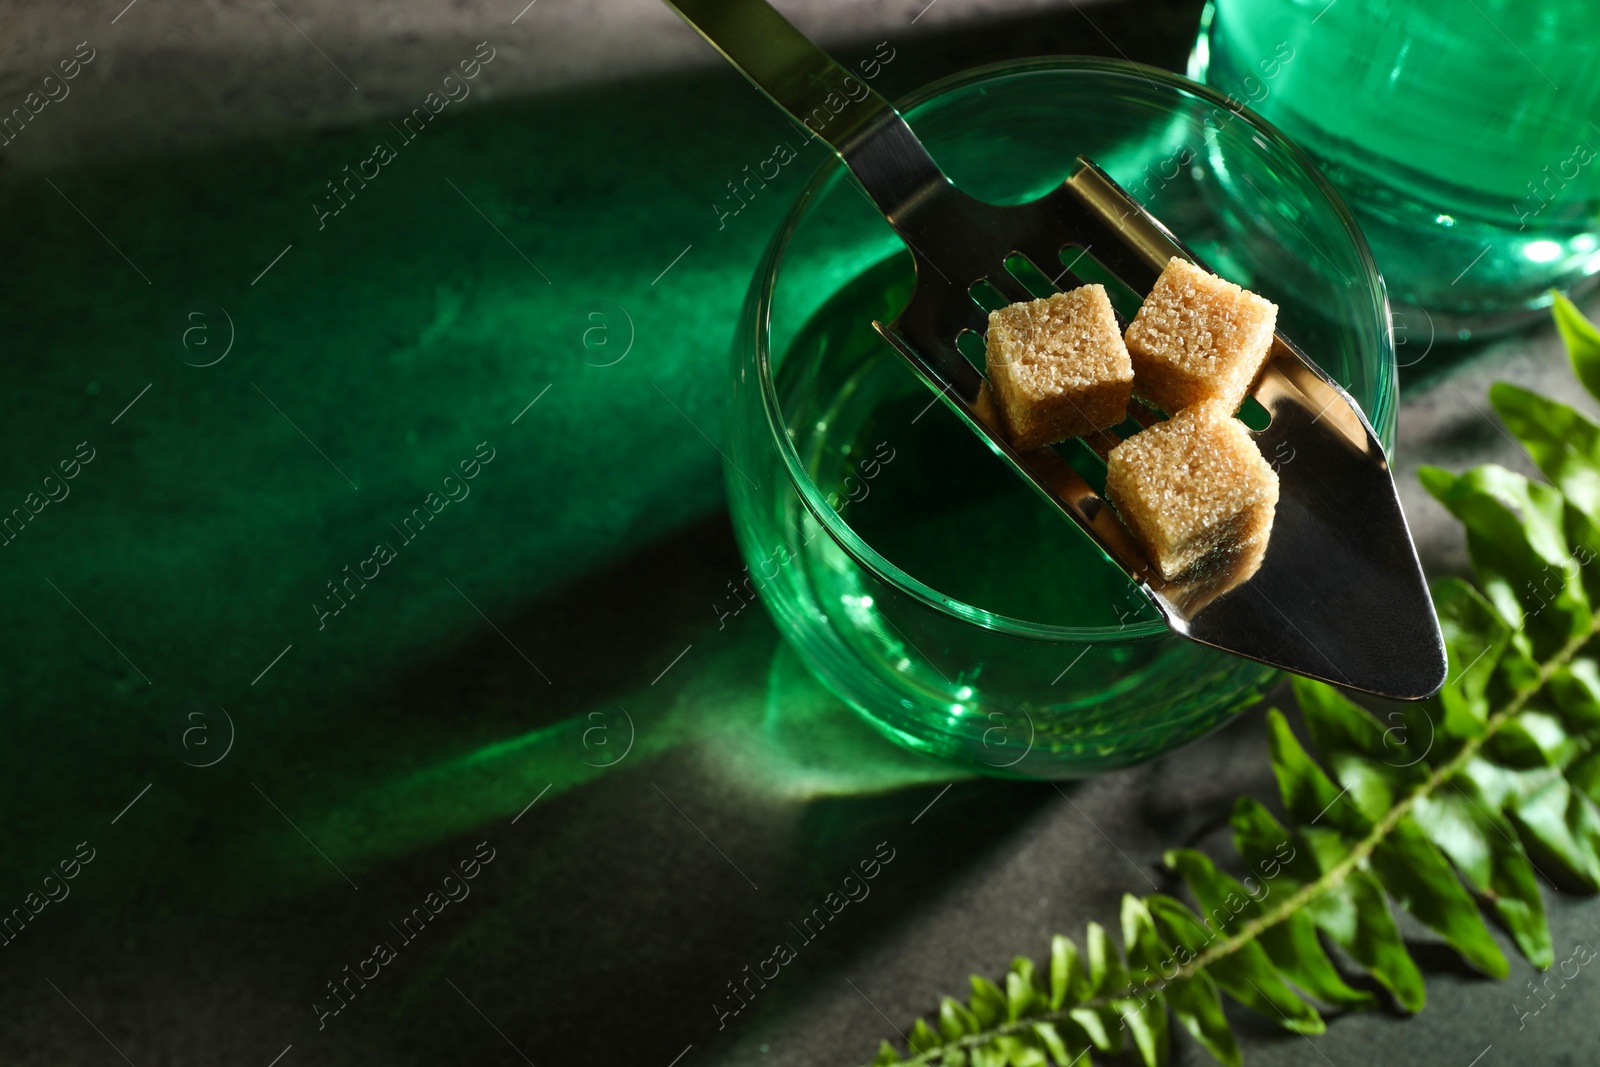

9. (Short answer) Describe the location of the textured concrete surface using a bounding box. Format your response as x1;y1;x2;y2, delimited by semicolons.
0;0;1156;170
1;1;1598;1066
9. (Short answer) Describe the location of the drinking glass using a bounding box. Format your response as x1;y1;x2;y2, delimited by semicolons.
725;57;1396;778
1192;0;1600;336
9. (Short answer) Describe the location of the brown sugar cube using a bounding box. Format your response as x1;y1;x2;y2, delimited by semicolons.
1105;400;1278;581
1123;257;1278;415
985;285;1134;451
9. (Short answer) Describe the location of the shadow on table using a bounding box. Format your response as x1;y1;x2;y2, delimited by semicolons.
0;4;1220;1063
245;513;1057;1067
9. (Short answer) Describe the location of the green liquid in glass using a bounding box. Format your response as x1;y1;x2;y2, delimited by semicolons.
749;252;1271;775
778;256;1155;633
1195;0;1600;330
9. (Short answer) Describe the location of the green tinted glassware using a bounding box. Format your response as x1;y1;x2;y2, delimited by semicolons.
725;58;1396;778
1193;0;1600;336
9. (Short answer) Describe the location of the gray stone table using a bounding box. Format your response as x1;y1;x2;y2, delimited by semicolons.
0;1;1595;1066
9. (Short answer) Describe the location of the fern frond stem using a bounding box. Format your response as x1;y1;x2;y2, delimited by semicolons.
1173;624;1592;983
890;622;1598;1067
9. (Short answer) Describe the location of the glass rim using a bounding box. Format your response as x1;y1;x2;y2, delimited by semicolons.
751;54;1394;646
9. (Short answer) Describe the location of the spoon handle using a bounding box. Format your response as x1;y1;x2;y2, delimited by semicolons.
663;0;950;224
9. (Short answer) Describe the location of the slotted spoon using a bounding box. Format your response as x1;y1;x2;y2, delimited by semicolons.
666;0;1446;700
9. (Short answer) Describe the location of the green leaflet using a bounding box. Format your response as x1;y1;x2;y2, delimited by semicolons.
1489;382;1600;528
1068;1005;1118;1056
1007;958;1039;1021
857;299;1600;1067
1293;677;1427;820
1083;922;1119;994
1146;886;1323;1034
910;1018;942;1057
1048;935;1083;1010
1411;780;1552;968
1489;708;1580;768
1420;463;1591;657
1303;862;1426;1012
1549;659;1600;740
1119;897;1174;1067
1369;816;1508;977
1032;1021;1083;1067
1568;748;1600;804
1228;796;1320;883
1112;1000;1167;1067
1429;579;1513;738
968;976;1008;1029
1264;708;1370;836
1257;904;1376;1010
1160;972;1235;1067
1113;998;1166;1067
1554;291;1600;400
1501;770;1600;890
1228;797;1377;1008
940;996;979;1041
1079;924;1125;1055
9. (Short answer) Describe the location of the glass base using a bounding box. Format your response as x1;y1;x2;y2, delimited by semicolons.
1317;155;1600;340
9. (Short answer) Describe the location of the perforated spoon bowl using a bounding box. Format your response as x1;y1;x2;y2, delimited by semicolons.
666;0;1446;700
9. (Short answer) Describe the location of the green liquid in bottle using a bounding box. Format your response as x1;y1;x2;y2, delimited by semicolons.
1194;0;1600;331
